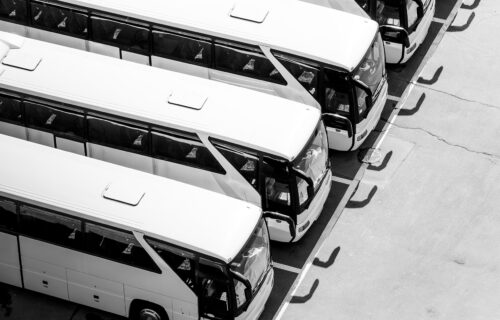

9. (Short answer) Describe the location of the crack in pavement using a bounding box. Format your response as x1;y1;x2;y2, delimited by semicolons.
388;122;500;163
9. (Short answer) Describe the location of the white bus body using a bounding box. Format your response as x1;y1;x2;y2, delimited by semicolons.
0;32;332;242
0;133;274;320
0;0;387;151
355;0;435;64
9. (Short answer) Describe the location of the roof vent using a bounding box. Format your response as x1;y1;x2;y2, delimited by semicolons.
102;182;145;206
230;2;269;23
168;90;207;110
2;50;41;71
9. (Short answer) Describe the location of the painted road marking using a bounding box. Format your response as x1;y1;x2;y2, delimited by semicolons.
331;175;352;185
273;262;301;274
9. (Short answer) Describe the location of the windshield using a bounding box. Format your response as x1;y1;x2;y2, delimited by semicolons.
230;219;271;309
375;0;401;27
293;123;328;205
353;33;385;116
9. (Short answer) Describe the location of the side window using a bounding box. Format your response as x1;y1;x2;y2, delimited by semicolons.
214;42;285;84
0;94;23;124
198;258;231;319
24;101;85;139
262;159;292;212
213;143;258;188
274;53;319;99
90;16;150;53
152;130;224;173
30;1;88;38
153;29;211;67
84;223;159;272
19;204;82;249
0;0;28;24
375;0;401;26
87;116;150;154
323;69;351;118
146;238;195;290
0;198;17;232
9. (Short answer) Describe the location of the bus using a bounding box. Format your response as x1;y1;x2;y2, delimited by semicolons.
0;133;274;320
0;32;332;243
0;0;387;151
355;0;435;64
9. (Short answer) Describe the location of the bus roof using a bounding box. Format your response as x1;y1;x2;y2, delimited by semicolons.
67;0;378;70
0;32;320;161
299;0;371;19
0;134;262;263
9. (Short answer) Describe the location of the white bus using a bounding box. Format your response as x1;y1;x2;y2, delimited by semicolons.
0;0;387;151
355;0;435;64
0;32;332;243
0;133;274;320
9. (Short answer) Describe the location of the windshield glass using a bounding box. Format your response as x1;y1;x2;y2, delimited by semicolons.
293;123;328;205
375;0;401;26
230;219;270;308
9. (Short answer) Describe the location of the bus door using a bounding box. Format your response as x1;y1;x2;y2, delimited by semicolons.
322;69;355;151
0;198;22;287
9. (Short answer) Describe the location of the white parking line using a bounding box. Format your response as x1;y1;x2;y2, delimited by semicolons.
387;94;401;101
273;262;302;274
433;17;447;24
331;175;352;185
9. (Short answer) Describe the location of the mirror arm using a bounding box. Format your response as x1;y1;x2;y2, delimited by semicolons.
230;270;252;310
263;212;297;242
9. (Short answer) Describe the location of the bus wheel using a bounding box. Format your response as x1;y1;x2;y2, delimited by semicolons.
130;301;168;320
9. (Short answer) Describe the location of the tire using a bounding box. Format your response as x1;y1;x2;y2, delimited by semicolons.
130;301;168;320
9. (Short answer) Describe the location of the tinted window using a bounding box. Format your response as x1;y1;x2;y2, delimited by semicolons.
146;238;195;290
30;1;88;38
24;101;85;139
262;158;293;213
323;69;351;121
0;198;17;232
214;143;258;188
199;259;231;319
152;130;223;173
275;53;319;99
0;94;23;124
20;205;82;249
153;30;211;67
87;116;149;154
91;16;150;53
85;223;158;272
215;42;285;84
0;0;27;23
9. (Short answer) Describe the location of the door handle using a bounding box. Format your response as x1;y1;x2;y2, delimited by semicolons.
42;280;48;288
93;294;100;302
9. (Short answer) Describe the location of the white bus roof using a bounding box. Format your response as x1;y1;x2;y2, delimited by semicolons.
299;0;371;18
0;33;320;161
0;134;262;263
67;0;378;70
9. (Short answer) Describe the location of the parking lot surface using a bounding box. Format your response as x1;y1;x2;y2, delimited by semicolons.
2;0;500;319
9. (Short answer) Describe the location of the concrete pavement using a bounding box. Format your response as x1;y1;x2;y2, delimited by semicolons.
278;0;500;319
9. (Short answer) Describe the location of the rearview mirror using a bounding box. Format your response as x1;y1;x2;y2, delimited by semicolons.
380;25;410;48
322;113;354;138
263;211;296;242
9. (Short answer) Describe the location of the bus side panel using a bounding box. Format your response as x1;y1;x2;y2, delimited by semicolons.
208;69;278;97
151;56;209;79
87;143;154;174
67;269;126;316
20;238;69;300
0;232;22;287
55;137;86;156
0;21;27;36
26;128;55;147
28;28;86;51
121;50;150;65
88;41;120;59
153;158;244;202
0;122;27;140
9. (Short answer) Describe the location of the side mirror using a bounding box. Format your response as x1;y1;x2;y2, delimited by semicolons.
263;211;296;242
380;25;410;48
322;113;354;138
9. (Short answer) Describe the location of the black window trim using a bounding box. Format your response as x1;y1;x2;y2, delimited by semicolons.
29;0;89;40
9;195;162;274
151;129;226;175
0;195;20;235
0;92;25;126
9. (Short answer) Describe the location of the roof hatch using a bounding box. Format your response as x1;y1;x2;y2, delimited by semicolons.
230;2;269;23
2;50;41;71
102;182;145;206
168;90;207;110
